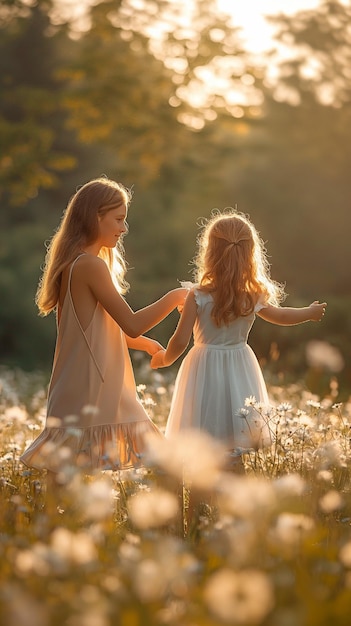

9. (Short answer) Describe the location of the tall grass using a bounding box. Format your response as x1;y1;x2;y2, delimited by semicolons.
1;365;351;626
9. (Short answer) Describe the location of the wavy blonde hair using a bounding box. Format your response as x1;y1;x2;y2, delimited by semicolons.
193;209;286;326
36;177;131;316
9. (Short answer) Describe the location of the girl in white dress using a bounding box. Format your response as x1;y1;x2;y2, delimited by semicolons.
151;209;326;471
20;177;187;476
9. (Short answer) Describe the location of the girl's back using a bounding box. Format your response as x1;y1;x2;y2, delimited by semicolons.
193;289;261;347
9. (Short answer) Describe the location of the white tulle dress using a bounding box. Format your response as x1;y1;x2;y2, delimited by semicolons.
20;255;161;473
165;289;272;452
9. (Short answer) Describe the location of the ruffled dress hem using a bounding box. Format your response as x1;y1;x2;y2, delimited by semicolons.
20;420;162;473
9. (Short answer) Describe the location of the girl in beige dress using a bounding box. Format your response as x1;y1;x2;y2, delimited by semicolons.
20;177;186;474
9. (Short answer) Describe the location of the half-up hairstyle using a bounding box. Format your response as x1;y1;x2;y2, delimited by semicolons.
36;177;131;316
193;209;285;326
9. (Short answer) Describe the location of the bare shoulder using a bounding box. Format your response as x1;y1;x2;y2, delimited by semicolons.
73;255;110;281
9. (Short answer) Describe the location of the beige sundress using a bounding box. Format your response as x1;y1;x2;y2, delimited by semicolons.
20;255;161;473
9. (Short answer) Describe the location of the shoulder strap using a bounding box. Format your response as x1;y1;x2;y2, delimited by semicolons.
67;254;105;382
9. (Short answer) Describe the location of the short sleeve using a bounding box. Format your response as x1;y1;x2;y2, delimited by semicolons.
254;295;268;313
194;287;212;309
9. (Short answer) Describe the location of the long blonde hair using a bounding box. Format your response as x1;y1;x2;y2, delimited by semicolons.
36;177;131;316
193;209;285;326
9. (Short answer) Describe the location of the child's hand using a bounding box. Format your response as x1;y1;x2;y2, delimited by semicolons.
150;349;166;369
309;301;327;321
146;339;165;356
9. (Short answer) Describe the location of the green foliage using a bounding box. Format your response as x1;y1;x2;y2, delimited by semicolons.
0;0;350;376
0;0;77;205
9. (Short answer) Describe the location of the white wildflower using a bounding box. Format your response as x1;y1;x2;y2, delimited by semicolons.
237;408;250;418
306;399;321;410
277;402;292;413
245;396;257;407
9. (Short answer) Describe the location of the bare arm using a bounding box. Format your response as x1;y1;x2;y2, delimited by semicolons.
257;300;327;326
125;335;164;356
77;256;187;337
150;290;198;368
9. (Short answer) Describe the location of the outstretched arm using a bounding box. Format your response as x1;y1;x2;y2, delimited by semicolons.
257;300;327;326
151;290;198;368
79;255;187;337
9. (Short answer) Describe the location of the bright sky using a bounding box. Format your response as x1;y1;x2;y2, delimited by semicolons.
57;0;321;52
217;0;320;52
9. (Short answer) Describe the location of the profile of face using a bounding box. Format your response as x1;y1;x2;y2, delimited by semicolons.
97;205;128;248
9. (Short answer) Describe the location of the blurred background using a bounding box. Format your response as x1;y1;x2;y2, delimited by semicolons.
0;0;350;398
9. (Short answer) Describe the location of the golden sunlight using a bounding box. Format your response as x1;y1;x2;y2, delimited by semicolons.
217;0;320;52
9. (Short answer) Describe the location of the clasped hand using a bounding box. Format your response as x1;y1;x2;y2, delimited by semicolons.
150;349;166;369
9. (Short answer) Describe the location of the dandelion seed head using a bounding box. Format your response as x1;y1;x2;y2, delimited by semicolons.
128;488;178;529
273;473;306;498
272;513;315;547
145;429;225;489
51;528;98;564
314;441;345;469
204;568;274;624
133;559;167;602
71;476;114;521
319;489;344;514
4;406;28;423
306;340;344;373
217;475;276;518
316;470;333;483
339;542;351;568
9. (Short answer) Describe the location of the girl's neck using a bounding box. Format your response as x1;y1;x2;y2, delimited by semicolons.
79;243;100;256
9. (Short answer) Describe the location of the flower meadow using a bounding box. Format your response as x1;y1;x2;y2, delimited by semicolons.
1;366;351;626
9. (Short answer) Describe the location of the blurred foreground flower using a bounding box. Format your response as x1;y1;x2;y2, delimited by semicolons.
217;474;276;519
306;340;344;373
319;489;344;514
69;475;114;521
271;513;315;548
128;488;179;529
145;429;226;490
204;568;274;624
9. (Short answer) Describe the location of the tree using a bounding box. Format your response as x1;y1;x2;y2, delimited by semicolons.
0;0;76;206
